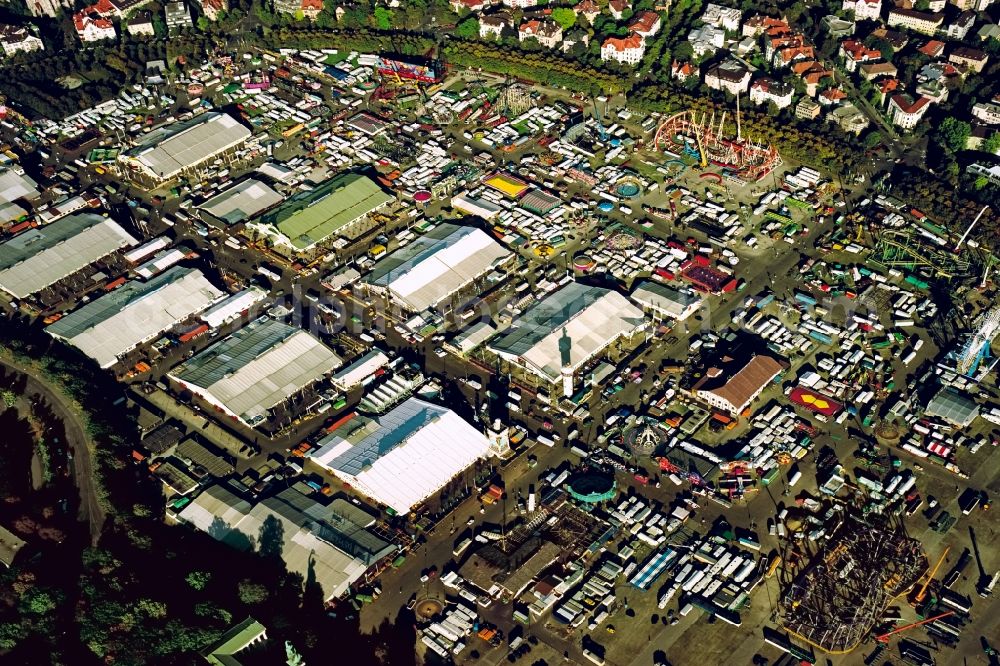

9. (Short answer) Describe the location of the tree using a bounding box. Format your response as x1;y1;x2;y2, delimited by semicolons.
196;15;211;30
984;131;1000;154
373;6;392;30
237;580;269;605
673;41;694;62
551;7;576;30
937;117;971;154
1;389;15;408
185;570;212;591
455;17;479;38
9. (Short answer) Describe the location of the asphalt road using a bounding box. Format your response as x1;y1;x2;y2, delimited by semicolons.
0;357;105;545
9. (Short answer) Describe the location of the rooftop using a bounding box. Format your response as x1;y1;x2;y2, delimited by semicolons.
0;213;137;299
121;113;250;181
489;282;647;381
170;318;341;425
260;172;393;250
47;266;223;369
309;398;492;514
199;179;284;226
365;222;512;312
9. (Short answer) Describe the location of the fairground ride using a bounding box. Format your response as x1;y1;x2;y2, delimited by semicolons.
653;104;781;181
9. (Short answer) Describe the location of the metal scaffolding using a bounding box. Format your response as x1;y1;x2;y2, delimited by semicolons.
777;515;926;654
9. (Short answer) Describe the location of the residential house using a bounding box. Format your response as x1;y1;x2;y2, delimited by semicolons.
749;77;794;109
819;87;848;105
916;78;949;102
705;59;752;95
917;39;945;57
671;60;695;82
886;8;943;35
917;60;960;83
972;101;1000;124
575;0;600;23
875;77;900;105
451;0;489;11
601;33;645;64
859;60;898;80
801;66;834;96
822;15;856;38
839;38;881;72
870;27;909;50
629;10;661;37
830;102;869;133
743;14;787;38
926;0;946;11
967;125;999;152
74;10;116;41
842;0;882;21
949;46;988;73
479;12;509;38
518;19;562;48
273;0;321;18
164;0;192;32
978;24;1000;42
701;2;741;31
968;162;1000;185
766;30;813;68
687;24;725;56
608;0;630;19
795;97;822;119
888;94;930;129
943;9;975;40
126;10;155;35
790;60;833;95
0;25;44;56
198;0;227;18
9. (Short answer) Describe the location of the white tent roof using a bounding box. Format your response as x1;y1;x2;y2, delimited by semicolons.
0;214;137;299
366;224;511;312
490;283;648;382
48;267;223;368
170;319;342;425
309;398;491;514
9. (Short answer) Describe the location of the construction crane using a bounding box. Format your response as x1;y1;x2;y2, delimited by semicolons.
875;611;955;643
911;546;949;606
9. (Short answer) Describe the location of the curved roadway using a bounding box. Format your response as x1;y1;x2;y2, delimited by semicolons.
0;357;105;544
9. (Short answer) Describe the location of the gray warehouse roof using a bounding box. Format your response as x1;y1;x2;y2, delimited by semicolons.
47;266;223;368
122;112;250;181
0;213;137;299
198;178;284;226
630;280;702;319
169;318;341;425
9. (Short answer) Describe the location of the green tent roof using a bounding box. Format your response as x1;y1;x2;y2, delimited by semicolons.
262;173;393;250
